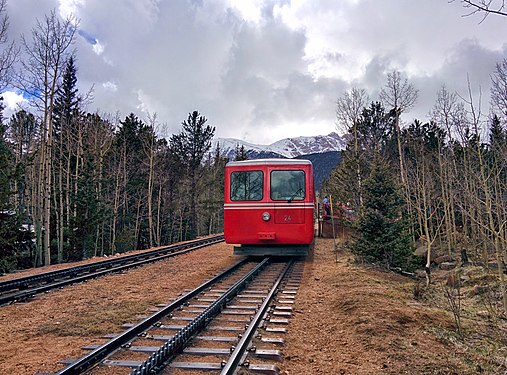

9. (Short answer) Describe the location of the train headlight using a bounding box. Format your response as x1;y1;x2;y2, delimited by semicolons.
262;212;271;221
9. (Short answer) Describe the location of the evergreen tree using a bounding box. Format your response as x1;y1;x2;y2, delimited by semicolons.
0;98;14;271
234;144;248;161
53;56;80;131
489;114;505;152
52;56;82;262
356;101;396;160
0;99;32;272
351;158;415;271
325;101;396;214
169;111;215;239
113;113;149;251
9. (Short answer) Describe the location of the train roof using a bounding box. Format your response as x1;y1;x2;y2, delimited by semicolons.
226;158;312;167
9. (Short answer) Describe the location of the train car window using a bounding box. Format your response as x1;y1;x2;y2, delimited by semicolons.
230;170;263;201
270;170;305;201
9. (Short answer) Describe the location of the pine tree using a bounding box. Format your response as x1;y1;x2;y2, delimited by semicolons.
234;144;248;161
53;56;82;262
113;113;148;251
53;56;80;131
0;99;32;272
325;101;396;215
169;111;215;239
351;158;415;271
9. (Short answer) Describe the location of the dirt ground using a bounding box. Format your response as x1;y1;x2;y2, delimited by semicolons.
282;239;507;374
1;237;506;374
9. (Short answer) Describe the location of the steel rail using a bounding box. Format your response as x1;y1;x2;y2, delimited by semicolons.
0;235;223;293
55;257;250;375
220;258;295;374
130;257;271;375
0;235;223;306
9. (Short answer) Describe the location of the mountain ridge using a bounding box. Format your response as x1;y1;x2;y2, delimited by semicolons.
214;132;346;159
213;132;345;191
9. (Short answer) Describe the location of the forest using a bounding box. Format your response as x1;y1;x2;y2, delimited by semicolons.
0;0;506;320
0;5;225;272
324;65;507;315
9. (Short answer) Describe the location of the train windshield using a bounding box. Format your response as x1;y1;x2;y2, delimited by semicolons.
270;170;305;201
230;170;263;201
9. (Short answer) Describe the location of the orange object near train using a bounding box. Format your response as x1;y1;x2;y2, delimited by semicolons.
224;159;315;256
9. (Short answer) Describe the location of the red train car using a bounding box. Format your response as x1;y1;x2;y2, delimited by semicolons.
224;159;315;256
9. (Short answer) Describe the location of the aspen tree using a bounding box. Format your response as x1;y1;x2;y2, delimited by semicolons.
461;77;507;314
379;70;418;186
0;0;18;90
19;11;77;265
403;120;447;285
142;113;158;248
335;88;369;209
430;86;467;253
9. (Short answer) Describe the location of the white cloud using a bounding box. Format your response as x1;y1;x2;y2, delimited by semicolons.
102;81;117;92
58;0;85;21
5;0;507;143
2;91;27;110
226;0;267;23
92;39;104;55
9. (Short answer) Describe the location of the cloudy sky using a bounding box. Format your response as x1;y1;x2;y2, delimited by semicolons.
4;0;507;144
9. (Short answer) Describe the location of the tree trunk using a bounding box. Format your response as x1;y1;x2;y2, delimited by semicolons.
147;145;154;248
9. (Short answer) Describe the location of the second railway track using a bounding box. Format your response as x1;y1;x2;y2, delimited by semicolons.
55;255;304;375
0;235;224;306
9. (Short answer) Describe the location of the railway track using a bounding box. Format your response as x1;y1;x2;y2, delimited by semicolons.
55;256;304;374
0;235;224;306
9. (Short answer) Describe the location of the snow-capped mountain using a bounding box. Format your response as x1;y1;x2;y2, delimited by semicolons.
214;132;346;159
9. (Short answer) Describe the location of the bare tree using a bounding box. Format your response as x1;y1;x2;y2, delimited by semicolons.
335;87;369;208
430;86;468;254
18;10;77;265
404;120;446;286
430;85;468;144
336;88;370;134
143;112;158;248
380;70;418;186
459;76;507;315
0;0;19;90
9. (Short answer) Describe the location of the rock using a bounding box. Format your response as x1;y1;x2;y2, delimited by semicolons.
415;269;427;279
473;285;489;296
476;310;491;319
433;255;454;265
460;275;470;284
414;245;427;257
439;262;456;270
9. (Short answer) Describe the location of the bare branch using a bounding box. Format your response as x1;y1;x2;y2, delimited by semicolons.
490;58;507;124
335;87;369;134
0;0;20;90
450;0;507;23
379;70;418;114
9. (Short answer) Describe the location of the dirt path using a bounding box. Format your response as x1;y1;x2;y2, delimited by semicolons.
282;238;505;375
